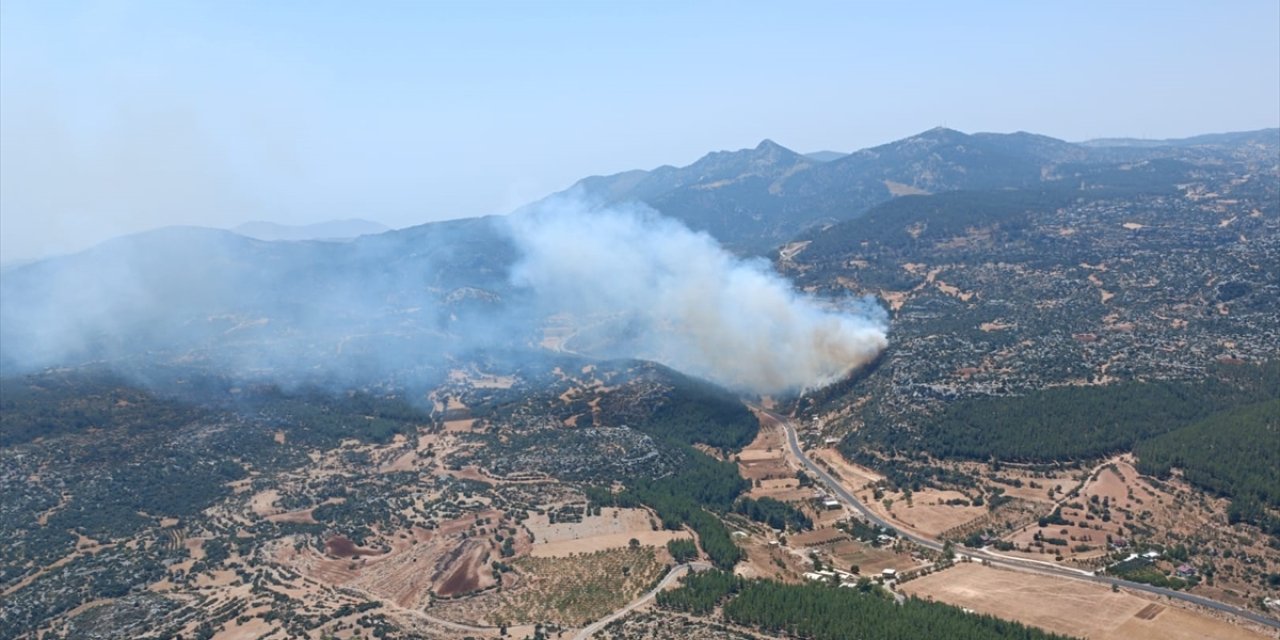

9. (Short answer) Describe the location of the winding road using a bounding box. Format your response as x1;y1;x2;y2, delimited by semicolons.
769;409;1280;631
572;561;713;640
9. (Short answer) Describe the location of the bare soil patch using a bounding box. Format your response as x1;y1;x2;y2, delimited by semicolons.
735;535;806;582
280;512;509;609
527;508;656;546
531;531;689;557
778;240;812;261
248;489;279;516
436;540;487;597
889;489;987;537
879;290;908;312
214;615;274;640
264;508;317;524
809;447;882;488
444;419;477;433
326;535;382;559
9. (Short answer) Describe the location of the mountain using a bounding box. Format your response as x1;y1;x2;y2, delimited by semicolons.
5;126;1273;380
782;133;1278;501
0;218;518;382
231;218;390;242
555;126;1254;253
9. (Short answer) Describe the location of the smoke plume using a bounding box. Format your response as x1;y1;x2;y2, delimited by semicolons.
0;198;887;396
505;197;888;393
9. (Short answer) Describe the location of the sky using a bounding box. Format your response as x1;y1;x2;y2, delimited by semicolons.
2;1;1278;263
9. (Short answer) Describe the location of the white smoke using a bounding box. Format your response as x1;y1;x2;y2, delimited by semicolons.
505;196;888;394
1;196;888;397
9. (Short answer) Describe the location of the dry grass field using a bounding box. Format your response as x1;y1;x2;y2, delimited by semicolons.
883;488;988;537
738;413;798;495
902;563;1273;640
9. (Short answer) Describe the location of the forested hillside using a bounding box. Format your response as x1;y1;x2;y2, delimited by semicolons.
848;362;1278;462
1135;399;1280;531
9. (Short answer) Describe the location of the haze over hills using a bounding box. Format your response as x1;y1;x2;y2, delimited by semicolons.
0;202;888;394
230;218;391;242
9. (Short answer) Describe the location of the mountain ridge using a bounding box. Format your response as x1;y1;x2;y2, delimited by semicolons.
548;126;1276;252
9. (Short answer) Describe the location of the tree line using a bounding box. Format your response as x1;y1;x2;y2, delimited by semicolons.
585;448;747;569
733;496;812;531
855;362;1276;463
657;570;1077;640
1134;399;1279;533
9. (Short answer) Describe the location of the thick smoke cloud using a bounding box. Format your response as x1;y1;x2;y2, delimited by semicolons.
506;197;888;393
0;198;887;396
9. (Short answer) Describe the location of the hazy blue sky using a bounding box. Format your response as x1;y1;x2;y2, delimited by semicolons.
2;1;1278;262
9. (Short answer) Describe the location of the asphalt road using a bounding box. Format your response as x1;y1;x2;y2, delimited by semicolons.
572;561;714;640
770;410;1280;631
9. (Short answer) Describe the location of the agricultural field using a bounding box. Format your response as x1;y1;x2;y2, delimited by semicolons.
484;547;667;627
525;508;688;558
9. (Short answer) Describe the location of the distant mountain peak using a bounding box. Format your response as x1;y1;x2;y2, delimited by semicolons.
742;139;803;164
681;139;804;174
915;126;968;141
